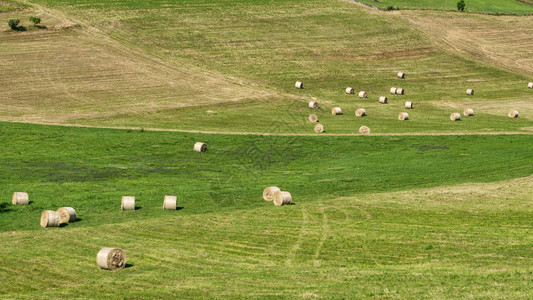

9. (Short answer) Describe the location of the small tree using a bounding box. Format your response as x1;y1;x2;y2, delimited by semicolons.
30;16;41;26
457;0;465;12
8;19;20;30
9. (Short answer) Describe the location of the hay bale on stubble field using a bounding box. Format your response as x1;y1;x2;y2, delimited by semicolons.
41;210;60;228
395;88;404;95
12;192;28;205
308;101;318;109
273;191;292;206
379;96;388;104
308;114;318;123
263;186;281;201
529;82;533;89
397;72;405;79
345;87;354;94
314;124;324;133
194;142;207;152
57;207;77;223
508;110;519;118
121;196;135;211
359;126;370;135
405;101;413;109
358;91;368;98
464;108;474;116
97;248;126;270
163;195;177;210
466;89;474;95
331;107;342;115
398;112;409;120
295;81;303;89
450;113;461;121
355;108;366;117
390;87;397;94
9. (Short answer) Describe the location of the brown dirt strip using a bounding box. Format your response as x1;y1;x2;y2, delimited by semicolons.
6;121;533;137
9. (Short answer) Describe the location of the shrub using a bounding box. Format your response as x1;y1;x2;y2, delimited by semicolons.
30;16;41;25
8;19;20;30
385;6;399;11
457;0;465;12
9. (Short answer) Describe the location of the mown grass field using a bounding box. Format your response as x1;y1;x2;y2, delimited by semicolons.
358;0;533;15
1;0;532;298
0;122;532;297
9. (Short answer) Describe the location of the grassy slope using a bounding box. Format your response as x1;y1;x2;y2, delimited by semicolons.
0;0;531;133
358;0;533;15
0;123;531;298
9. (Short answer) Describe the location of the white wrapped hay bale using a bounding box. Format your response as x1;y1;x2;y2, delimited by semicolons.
405;101;413;109
508;110;519;118
295;81;303;89
466;89;474;95
57;207;77;223
308;114;318;123
121;196;135;211
397;72;405;79
194;142;207;152
263;186;280;201
314;124;324;133
395;88;404;95
529;82;533;89
390;87;397;94
355;108;366;117
358;91;368;98
359;126;370;135
97;248;126;270
464;108;474;116
273;191;292;206
40;210;60;228
12;192;28;205
345;87;354;94
379;96;388;104
398;112;409;120
331;107;342;115
308;101;318;109
163;195;177;210
450;113;461;121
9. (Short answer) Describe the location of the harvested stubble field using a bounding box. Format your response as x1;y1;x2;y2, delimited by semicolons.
0;0;532;298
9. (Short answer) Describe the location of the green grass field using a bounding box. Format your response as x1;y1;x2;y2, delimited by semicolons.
358;0;533;15
1;0;532;298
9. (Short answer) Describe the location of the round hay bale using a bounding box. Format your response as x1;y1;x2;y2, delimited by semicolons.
163;195;177;210
529;82;533;89
390;87;397;94
57;207;76;223
466;89;474;95
12;192;28;205
358;91;368;98
331;107;342;115
308;101;318;109
450;112;461;121
295;81;303;89
194;142;207;152
263;186;280;201
464;108;474;116
379;96;388;104
308;114;318;123
355;108;366;117
405;101;413;109
398;112;409;121
40;210;60;228
273;191;292;206
345;87;354;94
121;196;135;211
509;110;519;118
359;126;370;135
314;124;324;133
395;88;404;95
97;248;126;270
397;72;405;79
